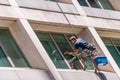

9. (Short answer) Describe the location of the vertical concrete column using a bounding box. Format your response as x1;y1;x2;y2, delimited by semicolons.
17;19;63;80
7;0;63;79
72;0;93;26
86;27;120;78
8;0;18;7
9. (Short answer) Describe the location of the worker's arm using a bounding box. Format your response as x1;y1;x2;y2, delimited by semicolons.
68;48;79;55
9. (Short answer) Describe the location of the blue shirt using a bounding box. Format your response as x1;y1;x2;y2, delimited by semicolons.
74;38;88;50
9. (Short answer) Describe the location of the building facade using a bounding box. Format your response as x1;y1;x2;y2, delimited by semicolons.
0;0;120;80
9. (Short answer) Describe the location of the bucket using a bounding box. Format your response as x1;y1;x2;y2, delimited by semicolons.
94;56;108;66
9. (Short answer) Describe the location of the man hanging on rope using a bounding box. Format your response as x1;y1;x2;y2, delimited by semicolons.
67;36;98;73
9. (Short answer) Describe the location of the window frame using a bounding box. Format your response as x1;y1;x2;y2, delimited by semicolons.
49;33;71;69
78;0;112;10
36;32;88;70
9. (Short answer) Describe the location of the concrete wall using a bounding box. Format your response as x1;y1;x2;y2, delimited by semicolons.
0;68;53;80
98;30;120;39
0;68;119;80
83;7;120;20
9;20;49;69
0;19;15;27
0;4;120;32
0;0;10;5
57;0;72;4
30;22;83;34
15;0;78;14
59;70;120;80
0;0;119;79
108;0;120;11
16;0;61;12
79;28;114;72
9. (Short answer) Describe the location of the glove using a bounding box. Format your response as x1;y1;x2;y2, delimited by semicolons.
64;51;74;55
68;52;73;55
64;51;70;54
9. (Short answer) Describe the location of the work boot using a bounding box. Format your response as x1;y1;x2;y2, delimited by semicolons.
95;69;97;73
83;65;87;71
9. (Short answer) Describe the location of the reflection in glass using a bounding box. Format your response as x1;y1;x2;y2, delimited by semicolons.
77;0;89;7
102;38;120;68
99;0;113;10
36;33;68;69
0;47;11;67
0;30;29;67
88;0;100;8
52;34;83;69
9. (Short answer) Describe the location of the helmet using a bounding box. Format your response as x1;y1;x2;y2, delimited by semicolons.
69;36;76;40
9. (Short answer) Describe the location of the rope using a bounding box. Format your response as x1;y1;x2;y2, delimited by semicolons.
55;0;79;38
54;0;85;68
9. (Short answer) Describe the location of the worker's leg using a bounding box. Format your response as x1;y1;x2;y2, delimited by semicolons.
81;57;87;71
90;56;98;73
81;49;89;71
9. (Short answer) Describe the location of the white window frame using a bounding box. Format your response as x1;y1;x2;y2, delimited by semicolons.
80;0;105;9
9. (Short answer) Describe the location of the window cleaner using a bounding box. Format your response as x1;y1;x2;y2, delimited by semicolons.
66;36;98;73
65;36;108;73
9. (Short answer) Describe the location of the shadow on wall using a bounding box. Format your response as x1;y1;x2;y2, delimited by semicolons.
96;72;107;80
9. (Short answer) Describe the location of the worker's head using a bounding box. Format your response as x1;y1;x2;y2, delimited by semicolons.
69;36;77;44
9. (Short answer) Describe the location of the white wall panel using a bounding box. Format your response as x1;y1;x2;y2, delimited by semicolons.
59;70;120;80
0;68;53;80
0;0;10;5
16;0;78;14
83;7;120;20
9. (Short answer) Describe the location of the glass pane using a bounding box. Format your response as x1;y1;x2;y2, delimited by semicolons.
112;39;120;46
52;34;83;69
102;38;120;68
102;38;111;45
0;47;11;67
85;57;94;69
106;46;120;68
77;0;89;7
111;39;120;68
99;0;113;10
36;32;68;69
112;39;120;52
116;46;120;53
88;0;100;8
0;30;29;67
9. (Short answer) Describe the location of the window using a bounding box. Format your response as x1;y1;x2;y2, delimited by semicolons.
78;0;113;10
52;34;83;69
99;0;113;10
36;33;68;69
0;29;29;67
78;0;89;7
36;32;94;70
87;0;100;8
102;38;120;68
